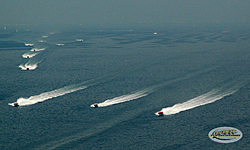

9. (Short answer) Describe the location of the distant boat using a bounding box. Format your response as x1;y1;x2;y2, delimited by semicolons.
76;39;84;42
13;102;19;107
25;43;34;46
38;40;46;43
94;103;98;108
56;44;65;46
158;111;164;116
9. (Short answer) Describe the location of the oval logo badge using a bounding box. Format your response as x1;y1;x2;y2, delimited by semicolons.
208;127;243;143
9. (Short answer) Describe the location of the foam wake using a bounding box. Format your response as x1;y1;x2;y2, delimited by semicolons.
90;87;155;107
56;43;65;46
22;52;39;58
8;77;110;107
19;60;43;70
25;43;34;46
8;84;88;106
91;67;214;108
155;80;245;116
30;48;45;51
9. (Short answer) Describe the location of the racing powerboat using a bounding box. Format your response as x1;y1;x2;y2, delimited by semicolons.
13;102;19;107
158;111;164;116
94;103;98;108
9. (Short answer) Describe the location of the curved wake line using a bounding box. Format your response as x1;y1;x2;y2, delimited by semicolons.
31;48;46;51
19;60;43;70
8;76;113;107
25;43;34;46
90;87;155;107
91;67;214;108
9;85;88;106
22;52;39;58
156;80;246;116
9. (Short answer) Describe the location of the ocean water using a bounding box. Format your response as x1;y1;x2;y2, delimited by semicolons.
0;25;249;150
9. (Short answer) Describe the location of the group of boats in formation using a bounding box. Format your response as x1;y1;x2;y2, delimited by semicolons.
13;102;164;116
92;103;164;116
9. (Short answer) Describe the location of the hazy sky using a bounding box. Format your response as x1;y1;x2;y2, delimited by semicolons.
1;0;249;27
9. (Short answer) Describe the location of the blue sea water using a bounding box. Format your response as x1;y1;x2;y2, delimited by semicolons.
0;24;249;150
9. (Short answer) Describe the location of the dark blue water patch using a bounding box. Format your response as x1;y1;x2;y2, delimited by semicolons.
163;144;187;150
193;35;207;42
219;39;237;43
99;46;123;49
65;42;92;48
117;40;139;45
114;31;241;45
0;47;31;51
204;40;216;43
116;36;155;45
0;41;26;49
0;34;13;39
1;27;250;150
0;93;13;101
208;34;224;40
113;34;161;45
240;35;250;41
173;39;197;44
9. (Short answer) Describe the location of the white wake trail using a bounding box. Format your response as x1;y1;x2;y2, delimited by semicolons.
8;84;88;106
19;60;43;70
156;80;245;116
25;43;34;46
30;48;46;51
91;67;215;108
22;52;39;58
90;87;154;107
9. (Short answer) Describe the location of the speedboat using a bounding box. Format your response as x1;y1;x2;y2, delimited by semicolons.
158;111;164;116
94;103;98;108
13;102;19;107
